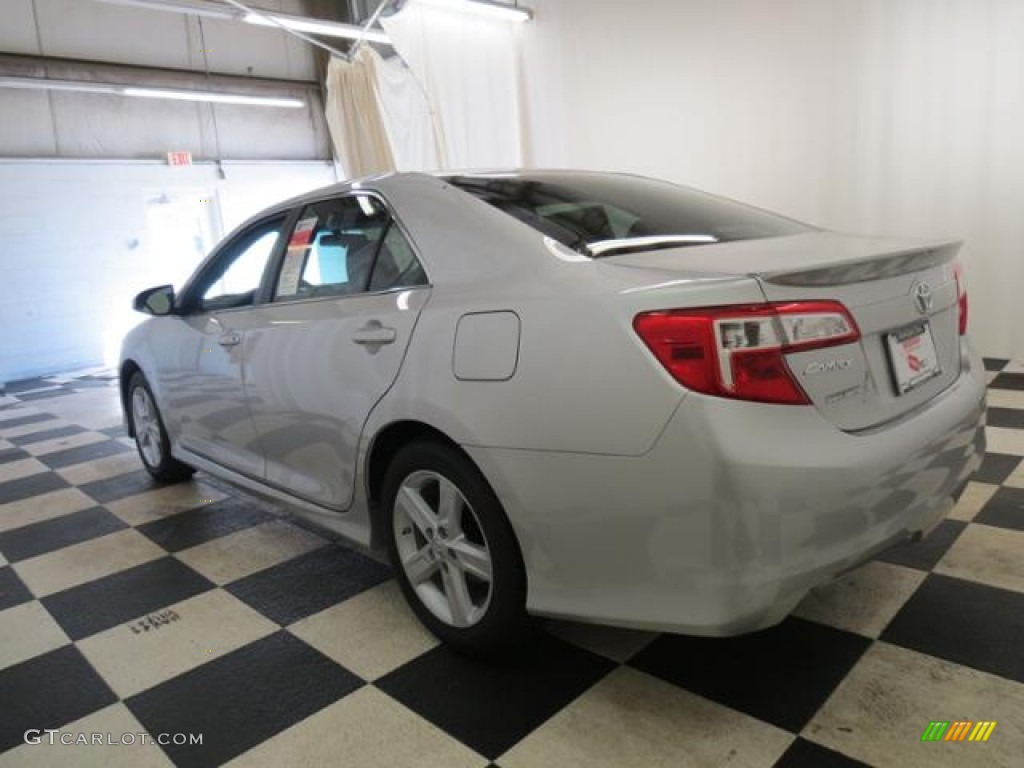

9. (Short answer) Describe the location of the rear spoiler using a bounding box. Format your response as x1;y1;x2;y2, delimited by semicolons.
761;241;962;286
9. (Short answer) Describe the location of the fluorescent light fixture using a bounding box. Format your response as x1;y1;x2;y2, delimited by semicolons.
94;0;391;44
0;76;120;95
0;76;304;108
95;0;239;20
123;87;304;107
415;0;532;22
243;11;390;43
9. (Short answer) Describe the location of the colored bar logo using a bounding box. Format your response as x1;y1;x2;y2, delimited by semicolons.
921;721;996;742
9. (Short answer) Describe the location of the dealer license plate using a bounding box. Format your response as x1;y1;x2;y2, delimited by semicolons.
886;322;941;395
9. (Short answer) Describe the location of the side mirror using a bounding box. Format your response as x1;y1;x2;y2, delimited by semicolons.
133;285;176;316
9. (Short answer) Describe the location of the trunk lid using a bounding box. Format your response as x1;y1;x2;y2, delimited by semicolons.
607;231;963;431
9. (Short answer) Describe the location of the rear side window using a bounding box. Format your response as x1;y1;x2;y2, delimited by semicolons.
446;174;811;258
369;225;428;292
274;195;428;301
274;195;388;300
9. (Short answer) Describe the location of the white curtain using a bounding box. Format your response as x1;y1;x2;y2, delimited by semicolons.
375;53;444;171
324;47;396;178
381;1;523;170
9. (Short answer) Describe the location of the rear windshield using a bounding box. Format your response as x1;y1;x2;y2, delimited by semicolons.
446;173;811;258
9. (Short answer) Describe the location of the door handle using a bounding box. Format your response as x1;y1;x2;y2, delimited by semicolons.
218;331;241;347
352;322;397;347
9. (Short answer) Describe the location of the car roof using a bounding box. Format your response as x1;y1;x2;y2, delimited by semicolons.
259;169;646;217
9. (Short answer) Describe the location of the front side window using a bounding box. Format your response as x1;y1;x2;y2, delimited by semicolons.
274;195;427;301
196;215;286;311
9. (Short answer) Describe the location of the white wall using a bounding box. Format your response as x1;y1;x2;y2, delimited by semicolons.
521;0;1024;360
0;160;337;382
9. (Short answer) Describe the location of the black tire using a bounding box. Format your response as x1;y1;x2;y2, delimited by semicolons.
127;372;195;484
382;440;532;656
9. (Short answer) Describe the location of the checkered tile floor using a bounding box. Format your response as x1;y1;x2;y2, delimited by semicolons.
1;361;1023;767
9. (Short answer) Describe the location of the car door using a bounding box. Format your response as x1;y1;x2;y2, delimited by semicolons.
242;193;431;510
152;213;290;478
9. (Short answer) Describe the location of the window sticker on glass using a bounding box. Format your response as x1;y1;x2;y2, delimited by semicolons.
276;248;307;298
289;216;318;249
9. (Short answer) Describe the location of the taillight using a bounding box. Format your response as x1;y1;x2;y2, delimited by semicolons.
633;301;860;405
953;260;968;335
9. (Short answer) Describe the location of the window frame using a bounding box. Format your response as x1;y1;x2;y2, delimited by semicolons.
265;190;431;307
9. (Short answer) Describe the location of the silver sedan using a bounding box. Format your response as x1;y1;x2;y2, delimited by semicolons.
120;171;986;654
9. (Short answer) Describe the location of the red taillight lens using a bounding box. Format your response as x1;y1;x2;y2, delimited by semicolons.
953;260;968;335
633;301;860;405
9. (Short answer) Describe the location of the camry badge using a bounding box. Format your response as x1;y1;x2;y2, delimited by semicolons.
913;282;934;314
805;359;853;375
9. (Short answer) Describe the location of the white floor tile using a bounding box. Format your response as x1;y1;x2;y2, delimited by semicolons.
225;687;486;768
78;590;278;698
501;666;792;768
793;561;926;638
806;642;1024;767
0;601;70;668
13;529;164;598
288;580;436;680
175;520;325;586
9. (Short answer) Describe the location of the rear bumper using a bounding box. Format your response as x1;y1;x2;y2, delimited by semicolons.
466;342;986;635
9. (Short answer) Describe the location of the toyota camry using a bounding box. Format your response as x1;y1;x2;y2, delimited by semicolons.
120;170;986;654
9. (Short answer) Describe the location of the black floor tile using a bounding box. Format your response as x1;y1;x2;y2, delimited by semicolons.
881;573;1024;683
78;470;162;504
0;412;57;430
874;518;966;571
38;439;133;470
7;424;85;447
377;634;615;760
982;358;1008;372
972;453;1022;484
630;618;871;733
0;566;34;611
772;738;869;768
0;471;69;505
975;486;1024;532
226;544;389;626
15;389;76;403
0;645;117;752
0;447;30;465
986;407;1024;430
137;497;272;553
126;631;362;767
989;372;1024;390
42;557;215;641
0;507;126;563
2;377;51;394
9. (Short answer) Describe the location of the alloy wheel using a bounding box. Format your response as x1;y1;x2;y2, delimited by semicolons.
132;386;164;468
393;470;494;628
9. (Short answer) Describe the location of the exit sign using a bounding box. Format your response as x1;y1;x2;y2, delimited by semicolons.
167;151;192;167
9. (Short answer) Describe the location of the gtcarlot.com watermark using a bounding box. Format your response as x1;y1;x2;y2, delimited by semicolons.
24;730;203;747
